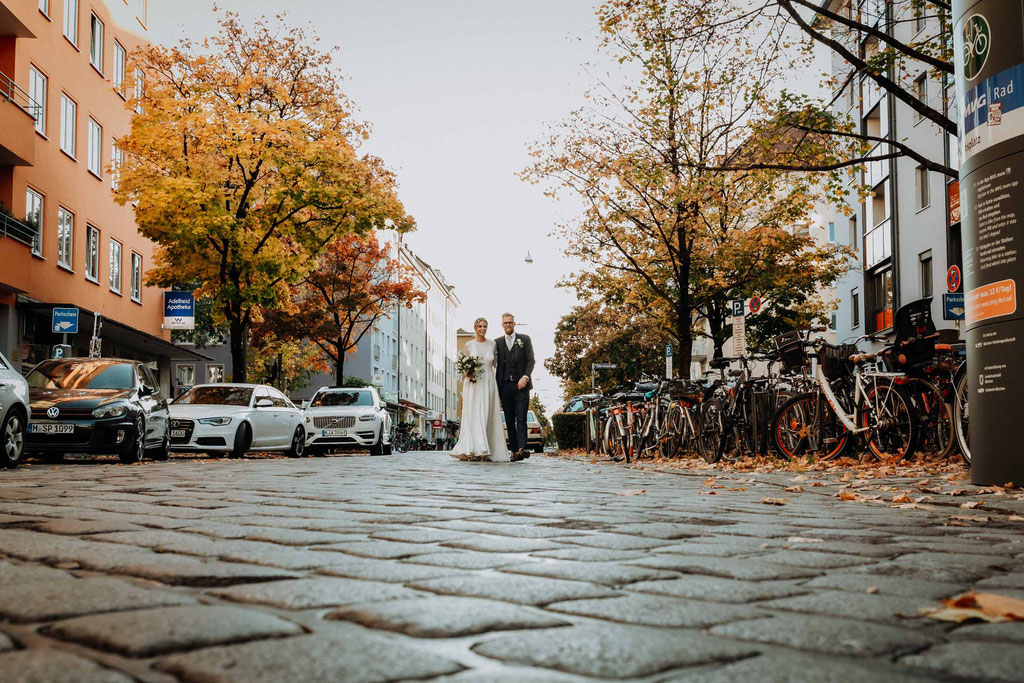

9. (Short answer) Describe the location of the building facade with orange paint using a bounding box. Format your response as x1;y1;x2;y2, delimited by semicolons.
0;0;204;389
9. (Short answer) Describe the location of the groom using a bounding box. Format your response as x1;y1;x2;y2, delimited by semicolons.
495;312;535;462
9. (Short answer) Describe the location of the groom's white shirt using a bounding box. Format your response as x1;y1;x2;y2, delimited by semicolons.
504;333;516;350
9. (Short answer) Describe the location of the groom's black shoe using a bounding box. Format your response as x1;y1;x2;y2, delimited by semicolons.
510;450;528;462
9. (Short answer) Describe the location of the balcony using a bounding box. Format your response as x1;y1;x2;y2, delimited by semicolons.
0;211;37;248
0;70;38;166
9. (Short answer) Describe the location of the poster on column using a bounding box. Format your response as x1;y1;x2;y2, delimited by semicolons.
955;0;1024;484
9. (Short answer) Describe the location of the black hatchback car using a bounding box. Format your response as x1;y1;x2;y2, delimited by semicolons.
25;358;170;463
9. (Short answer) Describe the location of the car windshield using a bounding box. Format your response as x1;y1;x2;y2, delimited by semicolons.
174;386;253;406
311;390;373;407
27;360;135;390
528;410;538;423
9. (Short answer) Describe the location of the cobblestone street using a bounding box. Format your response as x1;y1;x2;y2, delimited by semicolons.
1;452;1024;681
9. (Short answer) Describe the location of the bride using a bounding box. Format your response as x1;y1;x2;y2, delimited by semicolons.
450;317;510;462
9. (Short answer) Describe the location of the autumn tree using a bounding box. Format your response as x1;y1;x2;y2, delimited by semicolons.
527;0;851;376
270;233;425;387
115;12;413;381
698;0;955;177
546;296;672;398
247;328;329;393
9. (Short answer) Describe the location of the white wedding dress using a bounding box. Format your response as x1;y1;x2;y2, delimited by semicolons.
450;339;510;462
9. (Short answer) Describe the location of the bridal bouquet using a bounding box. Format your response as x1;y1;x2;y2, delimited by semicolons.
457;352;484;383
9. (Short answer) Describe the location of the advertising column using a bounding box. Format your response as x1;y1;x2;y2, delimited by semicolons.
954;0;1024;484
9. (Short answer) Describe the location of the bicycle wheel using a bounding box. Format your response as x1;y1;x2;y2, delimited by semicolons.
659;403;686;459
907;378;955;459
861;380;917;463
604;417;625;462
953;366;970;464
697;398;725;464
771;391;851;461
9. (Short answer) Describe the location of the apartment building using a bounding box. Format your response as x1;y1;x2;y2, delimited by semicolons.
825;0;961;344
0;0;203;387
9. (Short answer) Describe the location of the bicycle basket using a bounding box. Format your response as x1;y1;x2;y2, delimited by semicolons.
774;331;807;373
818;342;858;380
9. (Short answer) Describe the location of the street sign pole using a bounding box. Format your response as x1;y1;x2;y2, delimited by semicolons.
665;344;673;379
731;300;746;357
954;0;1024;484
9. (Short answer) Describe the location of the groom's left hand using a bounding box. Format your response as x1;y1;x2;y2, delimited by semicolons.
517;376;529;390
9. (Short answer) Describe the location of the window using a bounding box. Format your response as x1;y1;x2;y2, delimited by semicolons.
57;207;73;269
109;238;122;293
60;94;75;157
39;0;49;16
913;75;927;122
28;66;46;135
913;0;926;33
133;68;144;113
111;141;123;191
207;365;224;383
85;225;99;281
919;250;933;298
916;166;930;210
827;221;835;242
113;41;126;94
848;216;857;248
868;267;894;332
89;13;103;72
176;364;195;387
87;118;101;177
26;188;43;256
830;313;838;331
130;251;142;301
851;288;860;328
62;0;78;45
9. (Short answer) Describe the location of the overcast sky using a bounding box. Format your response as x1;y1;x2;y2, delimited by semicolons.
143;0;824;413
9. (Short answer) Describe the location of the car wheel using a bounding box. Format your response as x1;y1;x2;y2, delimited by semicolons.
150;426;171;461
119;417;146;464
533;444;543;453
230;423;251;459
286;425;305;458
369;434;384;456
1;408;26;469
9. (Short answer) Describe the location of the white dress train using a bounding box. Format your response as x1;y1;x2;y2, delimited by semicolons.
450;339;510;462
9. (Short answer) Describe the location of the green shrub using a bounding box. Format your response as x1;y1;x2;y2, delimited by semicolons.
552;412;585;450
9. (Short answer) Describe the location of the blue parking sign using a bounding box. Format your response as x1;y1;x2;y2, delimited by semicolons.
51;307;79;334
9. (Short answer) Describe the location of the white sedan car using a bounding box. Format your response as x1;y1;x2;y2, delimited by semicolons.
304;386;391;456
169;384;305;458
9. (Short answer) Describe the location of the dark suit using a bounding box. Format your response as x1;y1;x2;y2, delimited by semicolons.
495;333;535;453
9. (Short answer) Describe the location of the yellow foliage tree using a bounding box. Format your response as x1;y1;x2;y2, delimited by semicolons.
114;12;413;381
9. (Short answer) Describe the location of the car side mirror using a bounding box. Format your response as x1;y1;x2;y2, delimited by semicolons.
139;385;154;397
255;398;274;408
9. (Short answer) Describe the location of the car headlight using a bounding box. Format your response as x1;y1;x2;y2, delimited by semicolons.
92;402;128;419
358;415;377;422
198;417;233;426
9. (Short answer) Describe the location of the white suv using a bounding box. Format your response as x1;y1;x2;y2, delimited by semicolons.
304;387;392;456
0;351;29;468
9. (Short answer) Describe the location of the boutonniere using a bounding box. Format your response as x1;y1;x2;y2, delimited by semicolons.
515;338;524;348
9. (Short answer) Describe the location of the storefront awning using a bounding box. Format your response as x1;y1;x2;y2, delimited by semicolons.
18;301;212;362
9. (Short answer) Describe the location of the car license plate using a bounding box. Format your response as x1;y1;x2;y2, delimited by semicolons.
322;428;348;437
29;423;74;434
171;429;187;439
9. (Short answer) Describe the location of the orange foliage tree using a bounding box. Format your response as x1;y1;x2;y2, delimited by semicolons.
114;12;413;381
271;233;426;387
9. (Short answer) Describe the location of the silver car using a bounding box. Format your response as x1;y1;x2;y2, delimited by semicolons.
0;351;29;468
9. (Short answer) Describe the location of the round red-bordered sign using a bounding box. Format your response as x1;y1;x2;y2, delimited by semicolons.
749;296;762;314
947;265;961;293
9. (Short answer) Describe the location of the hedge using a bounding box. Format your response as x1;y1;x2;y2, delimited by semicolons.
552;412;586;450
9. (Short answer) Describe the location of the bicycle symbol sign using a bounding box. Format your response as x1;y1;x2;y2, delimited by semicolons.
947;265;961;293
962;14;990;81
